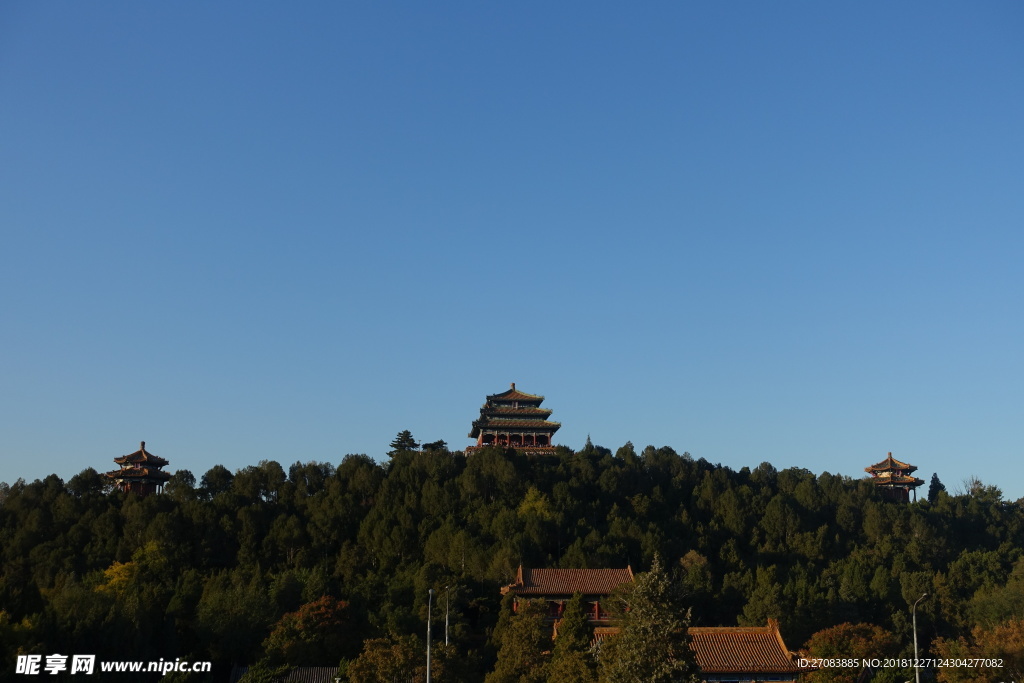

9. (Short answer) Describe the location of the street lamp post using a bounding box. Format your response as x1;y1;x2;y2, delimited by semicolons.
427;589;433;683
912;592;928;683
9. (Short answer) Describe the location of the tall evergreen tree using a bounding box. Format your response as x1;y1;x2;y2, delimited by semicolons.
389;430;420;456
547;593;596;683
486;598;550;683
599;556;699;683
928;473;946;503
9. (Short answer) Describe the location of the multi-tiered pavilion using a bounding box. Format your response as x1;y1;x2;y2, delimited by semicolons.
865;452;924;502
468;383;560;453
104;441;171;496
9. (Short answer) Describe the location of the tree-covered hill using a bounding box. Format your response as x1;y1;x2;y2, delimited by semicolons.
1;439;1021;681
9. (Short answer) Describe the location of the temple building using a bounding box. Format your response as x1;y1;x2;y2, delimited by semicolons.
104;441;171;496
688;621;804;682
504;566;805;681
468;383;561;453
865;452;924;502
592;620;804;682
505;567;804;681
501;566;633;624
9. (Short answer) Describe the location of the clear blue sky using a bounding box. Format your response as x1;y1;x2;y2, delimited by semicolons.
2;3;1022;499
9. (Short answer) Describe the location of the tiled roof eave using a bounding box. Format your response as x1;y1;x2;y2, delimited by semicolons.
114;456;170;467
508;588;614;595
865;454;917;472
688;625;802;674
475;419;561;428
871;478;924;486
482;407;553;417
104;469;171;481
698;666;802;674
507;567;634;595
470;419;561;438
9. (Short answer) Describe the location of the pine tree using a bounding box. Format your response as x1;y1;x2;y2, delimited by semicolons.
547;593;596;683
388;430;420;456
928;473;946;503
486;598;550;683
599;556;699;683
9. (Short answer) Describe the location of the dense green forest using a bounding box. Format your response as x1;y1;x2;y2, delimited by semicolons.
2;436;1023;682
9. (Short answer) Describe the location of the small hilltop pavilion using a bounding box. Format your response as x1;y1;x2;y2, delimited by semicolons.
467;383;561;454
865;452;925;502
104;441;171;496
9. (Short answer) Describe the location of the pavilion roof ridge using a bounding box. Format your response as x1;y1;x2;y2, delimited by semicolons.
865;451;917;473
113;440;170;467
486;382;545;402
